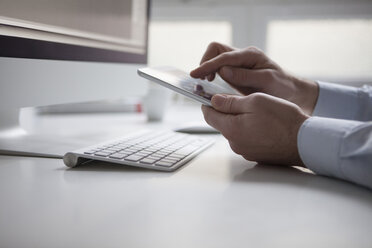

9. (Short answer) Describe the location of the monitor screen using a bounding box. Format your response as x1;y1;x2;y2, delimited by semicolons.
0;0;149;63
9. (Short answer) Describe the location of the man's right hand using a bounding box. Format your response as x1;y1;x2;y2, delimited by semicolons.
190;42;319;115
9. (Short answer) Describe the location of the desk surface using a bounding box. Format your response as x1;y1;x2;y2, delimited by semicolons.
0;104;371;248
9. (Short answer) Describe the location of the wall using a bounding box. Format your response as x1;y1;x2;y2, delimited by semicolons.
149;0;372;85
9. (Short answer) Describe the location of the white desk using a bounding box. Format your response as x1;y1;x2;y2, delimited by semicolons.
0;104;371;248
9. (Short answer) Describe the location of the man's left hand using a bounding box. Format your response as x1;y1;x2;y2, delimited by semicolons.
202;93;309;166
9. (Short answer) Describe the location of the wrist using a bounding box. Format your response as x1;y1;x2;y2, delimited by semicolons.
294;77;319;116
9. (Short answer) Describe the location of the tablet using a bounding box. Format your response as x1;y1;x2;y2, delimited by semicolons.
137;66;239;106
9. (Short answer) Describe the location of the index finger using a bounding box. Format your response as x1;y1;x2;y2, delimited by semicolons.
191;47;264;79
190;42;234;79
199;42;234;65
191;51;242;78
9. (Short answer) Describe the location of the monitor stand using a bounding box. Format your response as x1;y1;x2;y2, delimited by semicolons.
0;108;93;158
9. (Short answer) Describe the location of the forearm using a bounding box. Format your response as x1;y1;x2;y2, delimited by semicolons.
298;117;372;189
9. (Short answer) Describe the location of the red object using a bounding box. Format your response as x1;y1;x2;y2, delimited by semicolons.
136;103;142;113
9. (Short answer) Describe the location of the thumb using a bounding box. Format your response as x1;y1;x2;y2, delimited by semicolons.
211;94;251;114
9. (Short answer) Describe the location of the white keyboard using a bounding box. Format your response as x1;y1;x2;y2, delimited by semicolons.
63;130;214;171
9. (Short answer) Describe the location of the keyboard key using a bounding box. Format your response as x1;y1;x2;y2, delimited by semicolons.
155;161;174;167
138;151;153;155
144;148;158;152
135;152;150;157
124;154;144;162
126;148;141;153
153;151;167;156
102;148;119;153
140;158;157;164
150;154;164;159
132;144;146;149
166;157;182;162
84;150;96;154
107;147;122;151
109;153;127;159
162;148;175;153
146;155;161;161
156;151;169;156
94;151;111;157
168;153;184;159
161;159;178;164
120;149;134;154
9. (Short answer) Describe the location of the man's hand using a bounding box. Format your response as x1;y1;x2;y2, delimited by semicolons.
202;93;309;166
191;42;319;115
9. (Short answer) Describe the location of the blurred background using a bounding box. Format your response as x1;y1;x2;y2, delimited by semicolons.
35;0;372;117
149;0;372;86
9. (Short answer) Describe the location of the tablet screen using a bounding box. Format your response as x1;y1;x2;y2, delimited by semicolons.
138;66;238;104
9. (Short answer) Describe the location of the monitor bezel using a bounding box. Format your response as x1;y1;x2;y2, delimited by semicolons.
0;0;150;64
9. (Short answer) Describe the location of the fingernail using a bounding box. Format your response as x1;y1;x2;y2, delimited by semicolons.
221;67;233;79
212;94;227;108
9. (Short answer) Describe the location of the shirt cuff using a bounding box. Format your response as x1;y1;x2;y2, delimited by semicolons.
297;116;362;179
313;81;360;120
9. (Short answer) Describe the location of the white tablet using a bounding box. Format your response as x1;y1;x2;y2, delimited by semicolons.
137;66;239;106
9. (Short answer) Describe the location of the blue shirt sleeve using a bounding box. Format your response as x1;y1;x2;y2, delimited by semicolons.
298;82;372;189
298;117;372;189
313;81;372;121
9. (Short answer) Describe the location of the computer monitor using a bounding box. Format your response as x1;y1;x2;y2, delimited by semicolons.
0;0;150;157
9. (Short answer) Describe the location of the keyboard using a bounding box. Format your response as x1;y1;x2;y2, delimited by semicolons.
63;130;214;171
